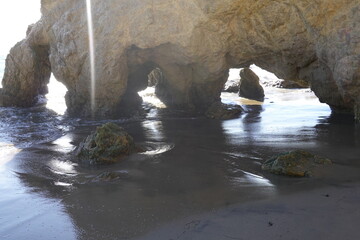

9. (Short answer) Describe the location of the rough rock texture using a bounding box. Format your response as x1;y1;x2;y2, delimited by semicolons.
262;150;332;177
1;25;51;107
1;0;359;119
279;80;309;89
239;68;265;101
76;123;136;165
223;78;240;93
148;68;163;87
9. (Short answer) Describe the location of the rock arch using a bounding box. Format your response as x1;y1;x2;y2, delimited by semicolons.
0;0;359;120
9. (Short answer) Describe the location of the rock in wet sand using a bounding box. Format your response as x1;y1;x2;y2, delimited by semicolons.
262;150;332;177
76;123;136;165
205;102;244;120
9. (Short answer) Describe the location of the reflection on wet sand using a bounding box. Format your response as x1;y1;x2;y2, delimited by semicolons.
0;145;78;240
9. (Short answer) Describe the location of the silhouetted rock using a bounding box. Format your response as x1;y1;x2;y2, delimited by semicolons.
205;102;243;120
239;68;265;101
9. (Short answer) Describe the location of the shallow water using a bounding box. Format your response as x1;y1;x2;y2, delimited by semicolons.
1;77;360;239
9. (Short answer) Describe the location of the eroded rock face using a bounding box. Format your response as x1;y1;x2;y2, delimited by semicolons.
239;68;265;101
223;78;240;93
279;80;309;89
148;68;163;87
1;40;51;107
1;0;359;118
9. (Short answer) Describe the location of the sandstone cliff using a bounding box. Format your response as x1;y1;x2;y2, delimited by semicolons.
0;0;359;119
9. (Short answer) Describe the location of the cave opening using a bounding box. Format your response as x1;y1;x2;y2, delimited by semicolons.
137;67;167;111
222;65;268;106
45;74;68;115
221;64;312;106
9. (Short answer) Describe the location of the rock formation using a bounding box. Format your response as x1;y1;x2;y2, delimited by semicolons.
223;78;240;93
239;68;265;101
148;68;163;87
279;80;309;89
0;0;359;119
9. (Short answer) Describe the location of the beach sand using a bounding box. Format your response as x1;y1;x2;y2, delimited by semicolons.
136;183;360;240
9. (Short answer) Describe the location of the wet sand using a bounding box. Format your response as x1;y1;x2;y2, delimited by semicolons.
1;86;360;240
136;183;360;240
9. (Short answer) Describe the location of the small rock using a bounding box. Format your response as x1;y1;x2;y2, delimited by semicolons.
205;102;243;120
76;123;136;165
262;150;332;177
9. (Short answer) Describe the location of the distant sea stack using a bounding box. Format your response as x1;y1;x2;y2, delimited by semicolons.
239;68;265;102
0;0;359;120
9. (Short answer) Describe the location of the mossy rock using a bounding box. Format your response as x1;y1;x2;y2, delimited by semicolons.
76;123;136;165
262;150;332;177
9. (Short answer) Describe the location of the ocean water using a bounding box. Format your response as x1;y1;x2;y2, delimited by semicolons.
1;58;360;240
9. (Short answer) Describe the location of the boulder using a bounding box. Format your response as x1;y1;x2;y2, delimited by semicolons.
205;102;243;120
262;150;332;177
239;68;265;101
76;123;136;165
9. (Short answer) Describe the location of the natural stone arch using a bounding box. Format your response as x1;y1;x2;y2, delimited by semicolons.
125;43;228;112
0;0;359;120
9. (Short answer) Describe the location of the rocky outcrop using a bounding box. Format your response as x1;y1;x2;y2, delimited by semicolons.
279;80;309;89
0;0;359;119
262;150;332;177
223;78;240;93
205;102;243;120
76;123;136;165
1;31;51;107
239;68;265;101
